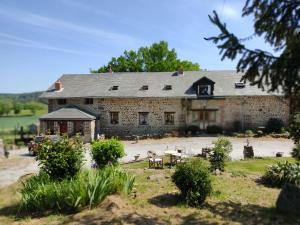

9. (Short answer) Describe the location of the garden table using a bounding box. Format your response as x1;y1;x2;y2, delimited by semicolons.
164;150;181;168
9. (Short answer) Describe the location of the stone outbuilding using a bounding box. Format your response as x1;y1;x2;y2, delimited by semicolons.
39;70;290;141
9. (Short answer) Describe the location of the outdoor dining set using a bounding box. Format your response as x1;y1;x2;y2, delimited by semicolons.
147;146;194;169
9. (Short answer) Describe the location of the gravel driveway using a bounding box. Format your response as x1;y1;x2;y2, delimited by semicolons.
0;137;295;188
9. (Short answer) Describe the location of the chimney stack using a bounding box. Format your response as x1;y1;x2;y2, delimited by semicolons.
55;80;63;91
178;67;184;75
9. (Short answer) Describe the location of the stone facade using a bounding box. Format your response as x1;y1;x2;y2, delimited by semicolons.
47;95;290;138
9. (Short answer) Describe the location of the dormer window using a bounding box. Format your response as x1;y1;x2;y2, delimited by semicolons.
111;85;118;90
164;85;172;90
141;85;148;90
192;76;215;97
198;85;211;96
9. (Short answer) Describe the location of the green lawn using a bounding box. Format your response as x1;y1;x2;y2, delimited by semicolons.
0;157;299;225
0;109;46;131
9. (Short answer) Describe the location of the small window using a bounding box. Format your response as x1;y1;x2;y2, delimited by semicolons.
141;85;148;90
57;99;66;105
84;98;93;105
197;85;211;95
139;112;149;125
111;85;118;90
110;112;119;124
164;112;175;125
164;85;172;90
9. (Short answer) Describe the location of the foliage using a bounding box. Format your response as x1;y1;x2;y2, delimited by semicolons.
91;41;200;73
91;138;125;168
265;118;284;133
261;161;300;187
245;129;254;137
23;101;46;114
186;125;200;135
209;137;232;171
20;166;135;213
13;101;23;114
172;159;212;207
290;112;300;144
206;0;299;96
232;120;242;132
206;125;223;134
291;142;300;162
36;135;85;180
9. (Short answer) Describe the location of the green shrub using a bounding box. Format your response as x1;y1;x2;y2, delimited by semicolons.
186;125;200;135
91;138;125;168
36;135;84;180
232;120;242;132
206;125;223;134
172;159;212;207
261;161;300;187
290;112;300;144
20;166;135;213
292;142;300;162
245;129;254;137
266;118;284;133
209;137;232;171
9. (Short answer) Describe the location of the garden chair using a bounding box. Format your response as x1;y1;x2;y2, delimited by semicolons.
147;151;163;169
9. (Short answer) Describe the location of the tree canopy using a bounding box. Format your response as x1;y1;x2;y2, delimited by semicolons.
91;41;200;73
206;0;300;96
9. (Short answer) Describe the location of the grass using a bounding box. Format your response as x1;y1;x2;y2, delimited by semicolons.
0;157;299;224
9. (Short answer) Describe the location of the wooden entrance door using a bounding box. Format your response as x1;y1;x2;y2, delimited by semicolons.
60;121;68;134
199;110;209;130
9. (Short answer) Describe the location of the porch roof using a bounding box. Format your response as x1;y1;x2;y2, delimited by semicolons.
40;108;96;121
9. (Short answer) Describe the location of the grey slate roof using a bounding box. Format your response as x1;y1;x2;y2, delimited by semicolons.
40;108;96;120
40;70;283;99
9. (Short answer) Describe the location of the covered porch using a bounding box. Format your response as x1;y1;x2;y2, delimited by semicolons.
39;108;96;143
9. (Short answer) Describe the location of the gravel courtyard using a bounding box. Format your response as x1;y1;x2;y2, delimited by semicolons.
0;136;295;188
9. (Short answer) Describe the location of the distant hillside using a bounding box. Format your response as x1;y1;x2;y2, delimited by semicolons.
0;91;46;103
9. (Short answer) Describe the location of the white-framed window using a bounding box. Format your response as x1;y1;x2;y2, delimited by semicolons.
139;112;149;125
110;112;119;124
197;85;211;95
164;112;175;125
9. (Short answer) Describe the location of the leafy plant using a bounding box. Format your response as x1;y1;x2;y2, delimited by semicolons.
290;112;300;144
206;125;223;134
209;137;232;171
20;166;135;213
172;159;212;207
91;138;125;168
36;135;84;180
291;142;300;162
186;125;200;135
245;129;254;137
261;161;300;187
266;118;284;134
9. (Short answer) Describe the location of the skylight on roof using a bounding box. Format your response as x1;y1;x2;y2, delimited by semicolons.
141;85;148;90
164;85;172;90
111;85;119;90
235;82;245;88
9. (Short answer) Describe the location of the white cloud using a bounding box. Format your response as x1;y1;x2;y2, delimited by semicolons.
217;4;240;20
0;32;100;56
0;5;143;46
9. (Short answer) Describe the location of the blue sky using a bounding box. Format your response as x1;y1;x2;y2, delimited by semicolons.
0;0;272;93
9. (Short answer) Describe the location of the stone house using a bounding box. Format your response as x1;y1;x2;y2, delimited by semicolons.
39;70;290;142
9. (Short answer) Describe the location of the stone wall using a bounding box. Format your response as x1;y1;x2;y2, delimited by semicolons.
47;95;290;137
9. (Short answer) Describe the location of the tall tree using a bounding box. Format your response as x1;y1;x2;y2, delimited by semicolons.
91;41;200;73
205;0;299;96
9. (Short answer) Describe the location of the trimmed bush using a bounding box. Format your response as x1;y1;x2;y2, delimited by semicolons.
209;137;232;171
172;159;212;207
266;118;284;133
206;125;223;134
91;138;125;168
245;129;254;137
261;161;300;187
292;142;300;162
232;120;242;132
20;166;135;213
186;125;200;135
290;113;300;144
36;135;84;180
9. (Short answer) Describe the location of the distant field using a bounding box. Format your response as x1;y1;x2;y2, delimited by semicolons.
0;109;46;131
